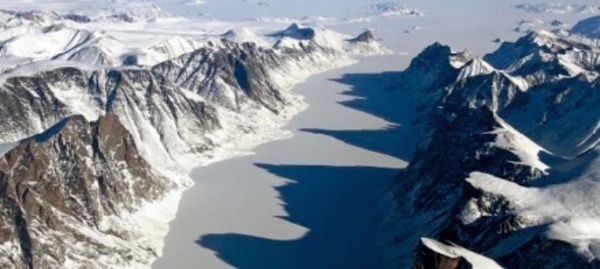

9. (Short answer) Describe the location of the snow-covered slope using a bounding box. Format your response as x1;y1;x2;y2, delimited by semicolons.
0;28;126;68
419;238;504;269
0;28;90;59
380;29;600;269
222;27;269;47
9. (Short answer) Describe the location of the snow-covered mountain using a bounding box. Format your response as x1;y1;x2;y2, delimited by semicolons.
380;30;600;269
0;114;174;269
0;5;389;267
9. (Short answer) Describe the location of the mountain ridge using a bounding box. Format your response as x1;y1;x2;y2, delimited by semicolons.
380;29;600;269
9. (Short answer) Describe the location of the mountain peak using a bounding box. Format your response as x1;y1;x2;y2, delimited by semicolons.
457;57;495;80
222;27;267;46
523;29;560;47
405;42;463;75
411;42;453;66
351;30;375;43
274;23;316;40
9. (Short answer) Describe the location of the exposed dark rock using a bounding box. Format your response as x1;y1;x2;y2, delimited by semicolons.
352;30;375;43
151;41;287;113
61;14;92;23
415;241;472;269
270;23;316;40
0;114;170;268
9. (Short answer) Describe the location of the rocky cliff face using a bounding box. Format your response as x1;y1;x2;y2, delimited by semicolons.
0;114;172;269
0;65;220;173
380;30;600;269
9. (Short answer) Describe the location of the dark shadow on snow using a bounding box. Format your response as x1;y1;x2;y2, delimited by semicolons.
197;164;398;269
333;72;414;126
300;71;420;162
302;125;414;162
